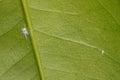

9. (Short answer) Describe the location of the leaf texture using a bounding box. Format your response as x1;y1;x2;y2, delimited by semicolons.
0;0;40;80
0;0;120;80
27;0;120;80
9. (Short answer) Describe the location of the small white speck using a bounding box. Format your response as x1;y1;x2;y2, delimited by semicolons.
22;27;29;39
101;50;104;55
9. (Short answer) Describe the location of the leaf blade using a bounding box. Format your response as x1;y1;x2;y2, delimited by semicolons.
27;0;120;80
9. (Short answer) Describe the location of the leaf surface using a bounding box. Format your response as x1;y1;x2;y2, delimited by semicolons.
0;0;120;80
27;0;120;80
0;0;40;80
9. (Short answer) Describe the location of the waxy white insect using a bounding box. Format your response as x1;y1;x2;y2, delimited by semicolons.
22;27;29;39
101;50;104;55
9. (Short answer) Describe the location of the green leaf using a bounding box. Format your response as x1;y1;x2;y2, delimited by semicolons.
27;0;120;80
0;0;120;80
0;0;40;80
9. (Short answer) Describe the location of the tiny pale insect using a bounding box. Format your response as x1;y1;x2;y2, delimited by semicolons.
22;27;29;39
101;50;104;55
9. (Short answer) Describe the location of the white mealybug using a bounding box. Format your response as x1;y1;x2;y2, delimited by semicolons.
22;27;29;39
101;50;104;55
